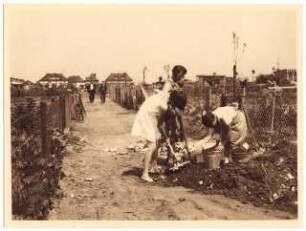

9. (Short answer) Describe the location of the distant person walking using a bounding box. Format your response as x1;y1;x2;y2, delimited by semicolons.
88;81;96;103
99;82;107;103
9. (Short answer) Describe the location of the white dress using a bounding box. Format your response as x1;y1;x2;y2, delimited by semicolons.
131;91;170;142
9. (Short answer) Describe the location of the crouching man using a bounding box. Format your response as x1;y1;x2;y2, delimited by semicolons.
201;105;248;163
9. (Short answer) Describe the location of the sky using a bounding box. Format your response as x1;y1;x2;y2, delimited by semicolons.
5;5;300;83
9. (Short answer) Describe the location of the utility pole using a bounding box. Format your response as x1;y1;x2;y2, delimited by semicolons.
142;66;147;83
233;32;238;99
233;64;238;99
232;32;246;100
164;65;170;79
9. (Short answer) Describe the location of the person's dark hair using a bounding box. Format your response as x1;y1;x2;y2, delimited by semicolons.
220;94;227;107
169;90;187;111
172;65;187;82
202;111;216;128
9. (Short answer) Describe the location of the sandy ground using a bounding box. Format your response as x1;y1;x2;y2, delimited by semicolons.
48;97;295;220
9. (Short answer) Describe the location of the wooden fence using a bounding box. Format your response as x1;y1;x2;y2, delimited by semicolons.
11;92;77;219
107;83;154;110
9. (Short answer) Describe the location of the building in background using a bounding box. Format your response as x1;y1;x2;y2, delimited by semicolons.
196;74;227;86
84;73;99;85
105;73;133;84
10;77;25;97
38;73;68;88
68;75;85;89
23;80;35;90
10;77;25;86
256;69;297;86
273;69;297;85
105;73;134;103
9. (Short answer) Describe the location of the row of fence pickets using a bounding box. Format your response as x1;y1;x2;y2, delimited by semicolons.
11;94;76;219
11;93;77;156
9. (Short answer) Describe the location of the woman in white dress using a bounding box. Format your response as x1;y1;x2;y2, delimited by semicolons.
131;90;187;182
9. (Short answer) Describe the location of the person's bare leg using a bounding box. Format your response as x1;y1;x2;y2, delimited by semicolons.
149;149;158;172
141;141;156;182
223;143;233;164
149;139;162;173
167;146;174;167
220;143;227;165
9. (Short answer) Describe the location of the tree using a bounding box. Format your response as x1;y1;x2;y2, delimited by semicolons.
251;69;256;81
256;74;275;84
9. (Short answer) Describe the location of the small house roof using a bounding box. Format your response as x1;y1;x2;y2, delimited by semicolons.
24;80;34;85
105;73;133;82
10;77;25;85
68;75;84;83
85;73;98;81
39;73;67;82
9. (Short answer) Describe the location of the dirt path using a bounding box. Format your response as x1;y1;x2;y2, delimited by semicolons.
48;98;295;220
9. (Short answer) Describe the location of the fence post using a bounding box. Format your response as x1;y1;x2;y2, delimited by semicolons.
233;64;238;99
69;94;74;124
68;95;71;127
242;86;246;106
66;95;70;129
270;91;276;143
57;98;62;131
204;84;211;110
40;101;48;155
239;85;246;110
60;96;66;132
271;92;276;132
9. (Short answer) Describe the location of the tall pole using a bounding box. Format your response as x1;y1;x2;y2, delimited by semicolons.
143;66;147;83
233;32;238;100
270;91;276;144
233;64;237;99
232;32;246;100
164;65;170;79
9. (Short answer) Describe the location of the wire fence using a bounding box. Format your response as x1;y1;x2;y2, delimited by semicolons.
244;87;297;145
107;81;297;146
185;82;297;145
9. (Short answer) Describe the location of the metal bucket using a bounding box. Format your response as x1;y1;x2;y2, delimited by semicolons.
204;151;222;170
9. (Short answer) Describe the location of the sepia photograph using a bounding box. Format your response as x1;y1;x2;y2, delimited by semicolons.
3;2;304;228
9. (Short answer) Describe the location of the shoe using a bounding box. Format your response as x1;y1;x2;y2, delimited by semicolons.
141;175;153;183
